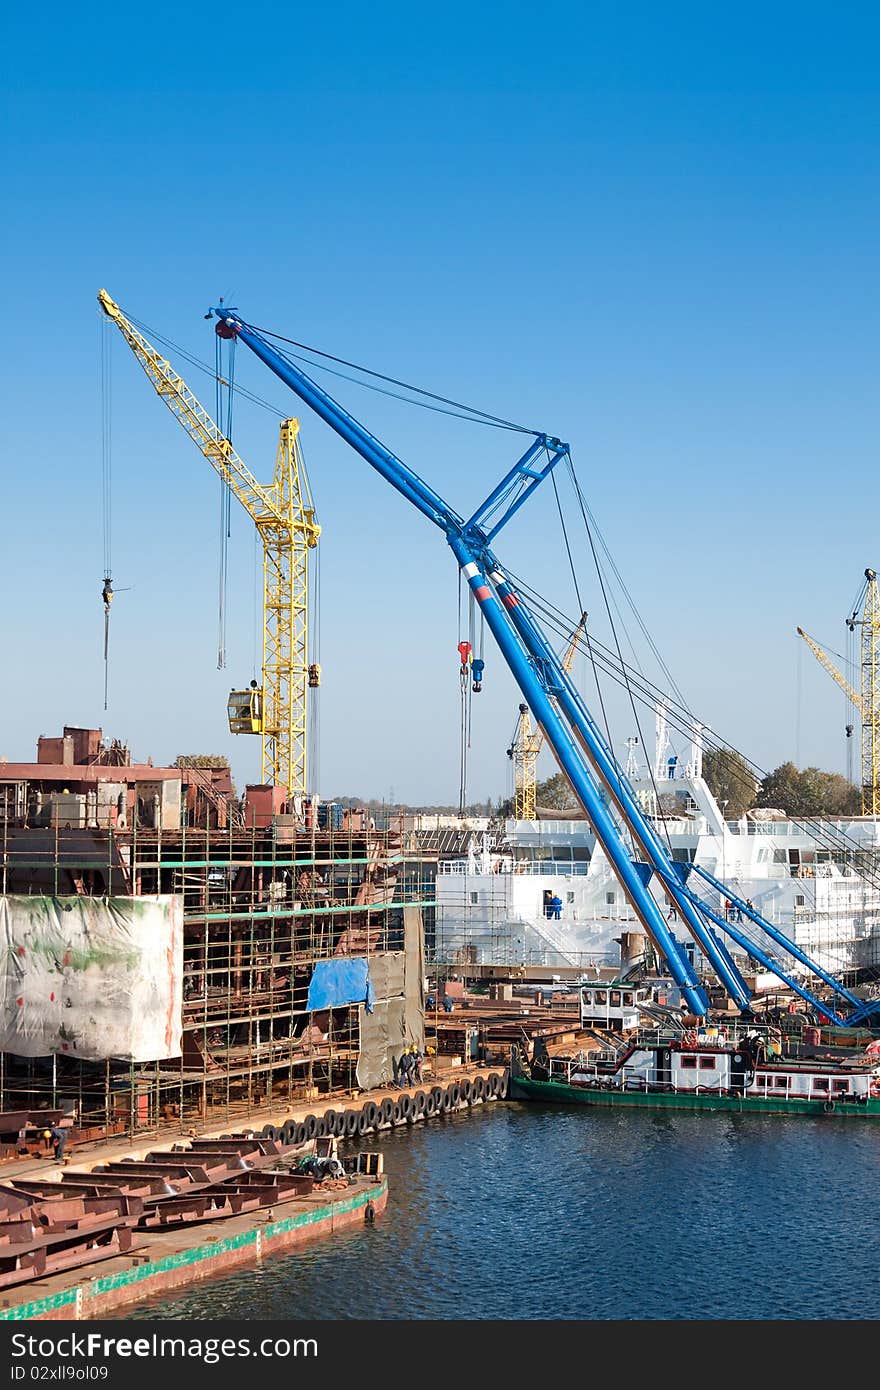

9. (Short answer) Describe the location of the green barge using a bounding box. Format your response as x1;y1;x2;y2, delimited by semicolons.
509;1025;880;1120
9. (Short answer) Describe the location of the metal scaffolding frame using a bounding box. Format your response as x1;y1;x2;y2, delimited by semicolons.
0;813;434;1137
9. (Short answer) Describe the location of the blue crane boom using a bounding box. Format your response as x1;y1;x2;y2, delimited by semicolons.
483;560;753;1011
211;306;710;1016
686;864;863;1012
208;305;867;1024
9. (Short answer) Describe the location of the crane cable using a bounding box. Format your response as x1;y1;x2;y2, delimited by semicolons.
242;322;540;435
214;334;236;669
565;452;676;859
99;314;113;711
547;456;642;855
846;609;857;786
456;568;472;814
127;311;289;419
308;533;321;798
503;569;880;894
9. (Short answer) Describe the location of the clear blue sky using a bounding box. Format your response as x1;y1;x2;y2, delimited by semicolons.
2;2;878;805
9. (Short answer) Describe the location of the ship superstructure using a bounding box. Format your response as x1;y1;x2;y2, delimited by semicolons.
434;729;880;979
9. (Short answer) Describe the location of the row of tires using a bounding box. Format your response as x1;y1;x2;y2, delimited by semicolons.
261;1071;510;1147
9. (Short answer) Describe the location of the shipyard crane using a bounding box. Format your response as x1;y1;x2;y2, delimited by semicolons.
797;566;879;815
98;290;320;798
206;301;868;1024
507;612;588;819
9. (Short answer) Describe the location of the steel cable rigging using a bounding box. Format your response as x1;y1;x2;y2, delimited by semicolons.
99;313;113;710
504;568;880;894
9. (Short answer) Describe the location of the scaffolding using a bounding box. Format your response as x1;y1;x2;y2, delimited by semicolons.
0;814;434;1137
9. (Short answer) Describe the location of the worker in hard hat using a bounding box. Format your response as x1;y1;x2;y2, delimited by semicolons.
48;1124;67;1163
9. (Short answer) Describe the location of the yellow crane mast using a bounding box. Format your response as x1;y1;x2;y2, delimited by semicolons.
796;566;879;815
508;612;588;819
98;289;320;798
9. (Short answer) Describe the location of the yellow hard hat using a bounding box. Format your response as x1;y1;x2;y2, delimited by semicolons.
43;1130;52;1139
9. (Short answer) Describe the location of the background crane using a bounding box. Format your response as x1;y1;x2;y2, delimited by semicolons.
507;612;588;819
796;566;879;816
98;290;320;799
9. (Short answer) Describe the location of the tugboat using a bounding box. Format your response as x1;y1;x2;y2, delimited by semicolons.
509;979;880;1118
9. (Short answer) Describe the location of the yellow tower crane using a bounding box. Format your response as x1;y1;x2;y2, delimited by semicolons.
796;566;879;816
98;289;321;799
507;612;588;819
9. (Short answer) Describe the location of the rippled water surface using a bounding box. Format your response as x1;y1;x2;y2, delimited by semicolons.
125;1101;880;1320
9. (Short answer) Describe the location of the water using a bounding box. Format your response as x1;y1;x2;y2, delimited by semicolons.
125;1101;880;1320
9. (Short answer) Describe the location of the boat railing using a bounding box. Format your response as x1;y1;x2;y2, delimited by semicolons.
436;858;590;876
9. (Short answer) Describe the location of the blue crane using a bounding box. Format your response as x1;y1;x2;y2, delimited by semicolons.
208;304;867;1025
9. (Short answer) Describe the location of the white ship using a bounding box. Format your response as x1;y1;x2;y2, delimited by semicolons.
433;717;880;981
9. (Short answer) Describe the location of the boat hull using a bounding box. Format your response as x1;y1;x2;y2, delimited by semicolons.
510;1074;880;1118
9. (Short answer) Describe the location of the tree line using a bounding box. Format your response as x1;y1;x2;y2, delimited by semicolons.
494;757;861;820
701;748;860;818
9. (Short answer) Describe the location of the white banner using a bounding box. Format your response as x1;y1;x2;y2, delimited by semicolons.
0;895;183;1062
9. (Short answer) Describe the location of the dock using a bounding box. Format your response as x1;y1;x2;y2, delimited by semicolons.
0;1064;508;1320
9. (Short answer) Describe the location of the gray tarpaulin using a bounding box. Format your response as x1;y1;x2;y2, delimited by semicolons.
356;998;407;1091
0;894;183;1062
356;908;426;1089
404;905;426;1048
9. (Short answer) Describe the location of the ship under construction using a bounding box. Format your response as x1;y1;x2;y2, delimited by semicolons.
0;726;433;1141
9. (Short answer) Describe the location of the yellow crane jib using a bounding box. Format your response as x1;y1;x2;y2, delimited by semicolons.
795;627;865;719
797;566;879;817
98;289;320;797
508;611;588;820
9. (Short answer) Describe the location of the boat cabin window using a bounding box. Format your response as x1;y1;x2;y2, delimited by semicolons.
832;1081;849;1094
699;1057;716;1071
623;992;634;1006
566;892;575;904
610;991;621;1006
812;1078;829;1092
605;892;616;905
680;1056;697;1070
774;1077;788;1088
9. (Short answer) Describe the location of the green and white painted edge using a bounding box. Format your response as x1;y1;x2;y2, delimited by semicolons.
1;1179;386;1321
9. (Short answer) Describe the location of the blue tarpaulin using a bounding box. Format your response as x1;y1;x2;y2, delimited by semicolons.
306;958;375;1014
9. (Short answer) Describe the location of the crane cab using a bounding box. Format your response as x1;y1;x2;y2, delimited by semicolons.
227;684;263;735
